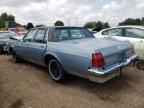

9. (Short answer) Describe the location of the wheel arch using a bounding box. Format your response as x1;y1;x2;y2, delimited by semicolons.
43;52;62;66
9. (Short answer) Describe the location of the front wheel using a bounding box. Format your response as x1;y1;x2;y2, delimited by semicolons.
12;50;21;63
136;60;144;70
48;59;66;82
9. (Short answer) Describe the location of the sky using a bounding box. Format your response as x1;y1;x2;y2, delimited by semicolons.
0;0;144;26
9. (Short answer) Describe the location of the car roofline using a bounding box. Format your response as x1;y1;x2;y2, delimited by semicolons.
31;26;86;30
99;25;144;33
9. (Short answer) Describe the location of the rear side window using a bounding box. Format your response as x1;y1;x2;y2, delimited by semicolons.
107;28;122;36
56;29;69;40
102;31;108;35
33;29;47;43
55;28;94;41
125;28;144;39
70;29;84;39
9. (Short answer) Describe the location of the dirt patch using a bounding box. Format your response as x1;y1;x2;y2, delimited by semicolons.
0;55;144;108
11;98;24;108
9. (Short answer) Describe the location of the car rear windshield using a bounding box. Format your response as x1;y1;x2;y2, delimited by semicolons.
55;28;94;41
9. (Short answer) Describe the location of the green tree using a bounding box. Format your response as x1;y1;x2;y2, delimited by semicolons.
135;18;141;25
119;18;132;25
7;15;15;21
0;18;5;28
1;13;15;21
119;18;144;26
1;12;8;21
27;23;34;29
103;22;110;29
95;21;103;30
141;17;144;26
0;12;16;28
54;21;64;26
84;21;110;30
35;24;46;27
84;22;96;29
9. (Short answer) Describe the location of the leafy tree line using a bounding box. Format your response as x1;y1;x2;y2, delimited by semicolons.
1;12;144;30
0;12;15;28
83;21;110;31
0;12;65;29
0;12;35;29
119;17;144;26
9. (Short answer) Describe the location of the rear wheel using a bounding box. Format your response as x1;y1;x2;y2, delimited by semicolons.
48;58;66;82
136;60;144;70
12;50;21;63
0;46;4;54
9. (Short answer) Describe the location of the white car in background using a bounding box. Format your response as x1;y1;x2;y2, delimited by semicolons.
94;26;144;70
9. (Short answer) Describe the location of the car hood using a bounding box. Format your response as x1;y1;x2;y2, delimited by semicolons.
0;38;18;44
61;38;132;57
0;38;10;42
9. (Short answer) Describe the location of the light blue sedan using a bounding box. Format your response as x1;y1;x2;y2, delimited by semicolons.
11;27;136;83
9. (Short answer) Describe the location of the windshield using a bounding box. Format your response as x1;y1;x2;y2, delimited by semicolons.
55;28;94;41
0;32;18;39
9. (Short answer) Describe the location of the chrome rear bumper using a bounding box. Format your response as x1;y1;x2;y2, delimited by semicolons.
88;55;137;83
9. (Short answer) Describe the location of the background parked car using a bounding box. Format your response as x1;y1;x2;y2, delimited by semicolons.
6;36;24;54
8;26;28;36
15;26;28;36
11;26;136;83
94;26;144;70
0;31;19;54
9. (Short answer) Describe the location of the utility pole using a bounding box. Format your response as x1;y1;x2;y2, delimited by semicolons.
68;17;70;26
75;17;78;26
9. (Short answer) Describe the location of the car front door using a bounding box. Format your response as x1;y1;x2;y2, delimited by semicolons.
124;28;144;58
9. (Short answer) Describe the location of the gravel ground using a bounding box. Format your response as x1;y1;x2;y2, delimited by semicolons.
0;55;144;108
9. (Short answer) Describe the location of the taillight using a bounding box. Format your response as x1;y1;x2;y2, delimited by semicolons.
92;53;105;68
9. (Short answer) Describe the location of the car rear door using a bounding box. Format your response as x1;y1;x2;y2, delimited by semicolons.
28;28;48;65
124;28;144;58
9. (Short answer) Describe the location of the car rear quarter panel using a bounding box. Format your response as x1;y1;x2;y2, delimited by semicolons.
45;42;92;78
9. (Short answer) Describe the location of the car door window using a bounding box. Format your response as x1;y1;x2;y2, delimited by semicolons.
23;30;37;42
107;28;122;36
70;29;84;39
33;29;47;43
102;30;108;35
125;28;144;39
56;29;69;40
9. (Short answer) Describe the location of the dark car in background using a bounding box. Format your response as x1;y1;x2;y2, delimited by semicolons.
6;36;24;54
15;26;28;36
0;31;19;54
